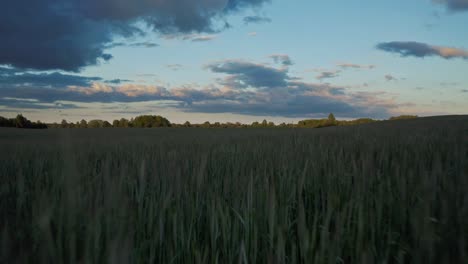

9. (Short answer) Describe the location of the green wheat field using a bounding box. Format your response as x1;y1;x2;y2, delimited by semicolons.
1;116;467;263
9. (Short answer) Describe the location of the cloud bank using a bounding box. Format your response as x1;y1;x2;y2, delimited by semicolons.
377;41;468;60
1;60;397;118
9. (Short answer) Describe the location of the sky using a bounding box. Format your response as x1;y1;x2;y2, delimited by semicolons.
1;0;468;123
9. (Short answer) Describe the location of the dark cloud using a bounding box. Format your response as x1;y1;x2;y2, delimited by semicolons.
0;86;163;105
226;0;271;11
376;41;468;59
269;55;293;66
130;42;159;48
0;97;81;110
433;0;468;11
1;0;270;71
461;89;468;93
206;60;290;88
243;16;272;24
0;0;117;72
0;67;101;88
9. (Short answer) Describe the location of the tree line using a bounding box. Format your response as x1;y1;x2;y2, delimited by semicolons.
48;115;172;128
0;115;47;129
0;113;418;129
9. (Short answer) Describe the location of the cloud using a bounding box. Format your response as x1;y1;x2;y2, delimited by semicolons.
205;60;290;88
461;89;468;93
0;66;101;88
433;0;468;11
165;34;217;42
181;82;392;118
377;41;468;60
1;81;394;118
248;32;258;37
104;79;132;84
0;0;270;71
0;59;397;118
243;16;272;24
0;0;115;72
385;75;398;81
108;42;159;48
269;55;293;66
337;63;376;70
316;70;341;81
0;97;81;110
129;42;159;48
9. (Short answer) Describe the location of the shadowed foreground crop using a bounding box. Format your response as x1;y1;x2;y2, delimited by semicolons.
1;116;467;263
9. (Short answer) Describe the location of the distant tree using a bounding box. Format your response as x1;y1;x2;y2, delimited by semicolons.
132;115;171;128
0;115;46;129
15;114;31;128
79;119;88;128
88;120;103;128
113;120;120;127
328;113;336;122
61;119;68;128
202;121;211;128
103;121;112;128
261;119;268;127
0;116;13;127
119;118;130;128
183;121;191;127
35;120;47;129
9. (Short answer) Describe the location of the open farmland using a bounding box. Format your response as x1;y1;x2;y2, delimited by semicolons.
1;116;467;263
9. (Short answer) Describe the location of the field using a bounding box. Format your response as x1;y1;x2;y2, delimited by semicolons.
1;116;467;263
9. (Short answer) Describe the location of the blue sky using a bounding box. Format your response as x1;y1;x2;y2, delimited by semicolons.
1;0;467;123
